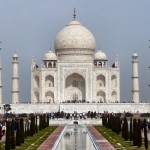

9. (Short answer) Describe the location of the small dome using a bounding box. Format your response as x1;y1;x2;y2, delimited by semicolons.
54;19;96;51
13;52;18;58
94;50;107;60
43;50;56;60
133;52;138;57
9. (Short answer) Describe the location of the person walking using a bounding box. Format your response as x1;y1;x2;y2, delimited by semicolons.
0;125;3;140
2;124;6;135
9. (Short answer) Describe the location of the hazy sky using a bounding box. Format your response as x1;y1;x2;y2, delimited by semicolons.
0;0;150;103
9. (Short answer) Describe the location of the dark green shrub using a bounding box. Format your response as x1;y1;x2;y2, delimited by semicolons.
123;117;128;140
137;119;142;147
11;119;16;149
144;119;148;150
30;115;35;136
133;118;138;146
19;113;27;118
5;121;11;150
141;113;150;117
35;115;38;133
16;121;21;146
117;116;121;134
129;118;133;141
47;113;49;127
20;118;24;143
125;113;133;117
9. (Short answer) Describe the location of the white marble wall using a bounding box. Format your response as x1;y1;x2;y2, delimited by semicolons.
4;103;150;114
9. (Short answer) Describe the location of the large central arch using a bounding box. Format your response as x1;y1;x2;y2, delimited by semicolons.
65;73;85;102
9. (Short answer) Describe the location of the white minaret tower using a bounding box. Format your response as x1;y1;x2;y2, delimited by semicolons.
0;42;3;104
132;52;140;103
12;52;19;104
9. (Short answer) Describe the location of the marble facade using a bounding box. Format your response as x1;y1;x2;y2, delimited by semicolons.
6;103;150;114
31;16;120;104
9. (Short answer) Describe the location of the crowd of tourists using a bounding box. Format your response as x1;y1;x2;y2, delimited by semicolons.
49;111;102;120
0;122;6;140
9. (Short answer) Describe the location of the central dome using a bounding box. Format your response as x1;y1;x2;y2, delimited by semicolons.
54;19;96;54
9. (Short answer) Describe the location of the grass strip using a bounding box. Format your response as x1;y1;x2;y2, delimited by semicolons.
1;126;57;150
94;126;150;150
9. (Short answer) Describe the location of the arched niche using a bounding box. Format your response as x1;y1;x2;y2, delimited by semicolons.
65;73;85;102
97;75;105;87
45;75;54;87
45;91;54;103
111;75;117;87
111;91;117;102
97;91;106;103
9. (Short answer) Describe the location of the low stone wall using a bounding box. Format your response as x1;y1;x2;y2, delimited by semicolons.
1;103;149;114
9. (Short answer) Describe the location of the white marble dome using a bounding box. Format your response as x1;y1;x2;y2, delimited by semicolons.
94;50;107;60
133;52;138;57
54;19;96;50
43;50;56;60
13;52;18;58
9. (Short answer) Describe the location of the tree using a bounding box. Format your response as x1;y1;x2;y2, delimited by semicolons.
3;104;11;112
16;120;21;146
0;104;11;119
129;118;133;141
47;113;49;127
144;119;148;150
133;118;138;146
26;120;30;137
122;117;128;140
5;121;11;150
35;115;38;134
117;115;121;134
39;114;42;131
30;115;35;136
20;118;24;143
11;119;16;149
137;119;142;147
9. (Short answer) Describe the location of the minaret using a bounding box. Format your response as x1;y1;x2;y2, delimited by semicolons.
0;43;2;104
12;52;19;104
132;52;140;103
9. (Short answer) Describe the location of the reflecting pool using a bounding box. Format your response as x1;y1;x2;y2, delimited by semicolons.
53;125;99;150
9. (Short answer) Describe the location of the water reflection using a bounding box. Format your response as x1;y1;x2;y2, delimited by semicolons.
55;125;96;150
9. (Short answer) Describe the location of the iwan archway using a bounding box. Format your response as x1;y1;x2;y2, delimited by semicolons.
65;73;85;102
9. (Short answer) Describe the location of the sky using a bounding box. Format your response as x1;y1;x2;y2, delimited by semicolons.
0;0;150;103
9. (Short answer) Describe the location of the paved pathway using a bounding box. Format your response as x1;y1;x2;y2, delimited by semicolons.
37;126;150;150
87;126;115;150
37;126;64;150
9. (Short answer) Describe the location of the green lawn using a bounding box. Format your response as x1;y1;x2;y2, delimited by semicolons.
95;126;150;150
1;126;57;150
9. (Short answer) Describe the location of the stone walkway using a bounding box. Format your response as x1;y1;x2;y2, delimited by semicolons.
87;126;115;150
37;125;115;150
37;126;65;150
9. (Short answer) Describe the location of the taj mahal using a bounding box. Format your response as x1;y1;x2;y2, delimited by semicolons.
1;11;150;114
31;13;120;104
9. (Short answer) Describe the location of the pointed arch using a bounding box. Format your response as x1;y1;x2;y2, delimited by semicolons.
45;91;54;103
111;91;117;102
111;75;117;87
65;73;85;102
45;75;54;87
97;75;105;87
97;91;106;103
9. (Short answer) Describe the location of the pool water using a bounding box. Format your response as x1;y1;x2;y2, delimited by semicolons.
54;125;98;150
